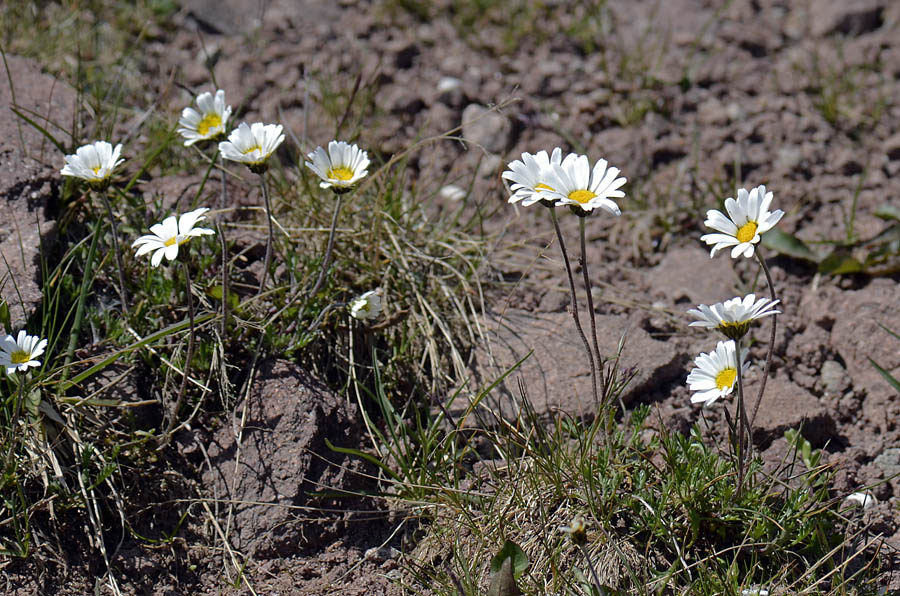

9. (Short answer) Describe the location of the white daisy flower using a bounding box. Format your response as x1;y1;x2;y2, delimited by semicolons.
305;141;370;192
701;185;784;259
177;89;232;146
219;122;285;173
501;148;563;206
688;294;780;340
60;141;124;188
349;290;382;321
131;207;215;267
543;152;626;215
687;340;750;407
1;330;48;376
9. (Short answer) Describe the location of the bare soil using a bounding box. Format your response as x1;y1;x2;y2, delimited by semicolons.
3;0;900;593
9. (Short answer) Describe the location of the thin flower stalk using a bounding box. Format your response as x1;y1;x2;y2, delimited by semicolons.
60;222;101;389
307;193;345;298
549;208;599;410
734;336;750;498
579;215;607;405
750;249;778;429
96;188;129;312
258;172;275;294
162;261;197;445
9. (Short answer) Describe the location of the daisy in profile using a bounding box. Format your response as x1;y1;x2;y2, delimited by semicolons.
543;153;626;215
502;147;563;206
219;122;285;173
687;340;750;406
60;140;124;189
177;89;232;146
1;330;48;376
132;207;215;267
305;141;370;193
701;185;784;259
688;294;780;340
349;290;382;321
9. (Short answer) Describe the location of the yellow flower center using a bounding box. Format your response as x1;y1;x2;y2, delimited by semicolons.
10;350;30;365
196;113;223;137
242;144;262;155
715;367;737;391
327;166;355;181
736;221;758;243
92;165;102;176
164;236;178;247
535;183;555;192
568;189;597;204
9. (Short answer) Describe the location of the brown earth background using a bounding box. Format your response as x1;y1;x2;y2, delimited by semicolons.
2;0;900;593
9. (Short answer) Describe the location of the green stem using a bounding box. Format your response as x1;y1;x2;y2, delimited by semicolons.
579;216;606;405
218;157;229;340
308;192;345;299
160;261;196;446
577;542;607;596
734;336;748;499
60;220;101;389
258;172;275;294
96;188;128;313
750;249;778;430
6;375;25;468
549;208;599;410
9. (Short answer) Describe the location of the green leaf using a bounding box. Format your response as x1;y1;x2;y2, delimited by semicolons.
875;204;900;222
869;357;900;393
60;312;215;391
761;229;819;263
207;284;240;311
490;540;529;580
24;387;41;419
487;556;523;596
818;251;864;275
0;299;9;334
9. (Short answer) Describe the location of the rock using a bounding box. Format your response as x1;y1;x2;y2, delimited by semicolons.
438;184;467;202
810;0;885;37
364;546;400;563
749;376;837;449
461;104;511;155
202;359;374;559
0;55;73;328
464;309;685;420
821;359;851;397
436;76;464;107
874;447;900;479
185;0;261;35
774;145;804;173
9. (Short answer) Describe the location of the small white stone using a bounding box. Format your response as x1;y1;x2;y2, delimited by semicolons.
437;76;462;94
843;491;876;509
439;184;467;202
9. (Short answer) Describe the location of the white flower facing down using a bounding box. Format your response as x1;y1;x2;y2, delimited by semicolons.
219;122;285;170
701;185;784;259
60;141;124;186
349;290;382;321
177;89;232;146
501;148;563;206
1;330;48;376
688;294;780;340
132;207;215;267
305;141;370;191
687;340;750;407
544;152;626;215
